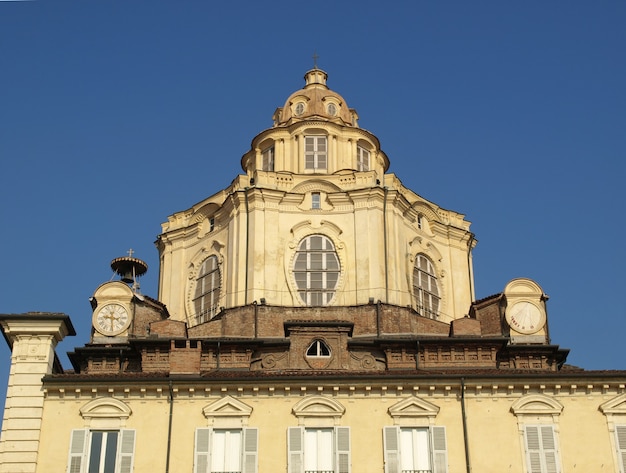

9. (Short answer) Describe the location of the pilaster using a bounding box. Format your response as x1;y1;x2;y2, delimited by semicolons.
0;312;74;473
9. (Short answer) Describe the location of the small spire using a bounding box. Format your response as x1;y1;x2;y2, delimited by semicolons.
312;51;319;70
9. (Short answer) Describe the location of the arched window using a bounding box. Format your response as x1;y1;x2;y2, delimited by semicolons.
413;254;440;319
357;146;370;171
306;339;331;357
193;256;220;323
293;235;340;306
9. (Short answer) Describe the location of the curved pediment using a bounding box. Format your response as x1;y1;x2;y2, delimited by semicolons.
80;397;132;420
292;395;345;419
511;394;563;416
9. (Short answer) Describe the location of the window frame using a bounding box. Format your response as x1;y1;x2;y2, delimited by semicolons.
615;425;626;473
67;429;136;473
193;256;221;324
311;192;321;209
262;146;275;172
288;426;350;473
194;427;258;473
383;426;448;473
412;254;440;319
293;235;340;306
304;136;327;171
306;339;331;358
356;146;370;172
523;425;560;473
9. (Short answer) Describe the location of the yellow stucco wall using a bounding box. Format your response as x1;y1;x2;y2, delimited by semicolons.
36;382;624;473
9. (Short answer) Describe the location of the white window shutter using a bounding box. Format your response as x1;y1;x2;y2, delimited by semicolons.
431;426;448;473
540;426;559;473
67;429;88;473
525;426;543;473
335;427;350;473
118;429;136;473
524;425;559;473
242;428;259;473
288;427;304;473
616;425;626;473
383;426;400;473
195;428;212;473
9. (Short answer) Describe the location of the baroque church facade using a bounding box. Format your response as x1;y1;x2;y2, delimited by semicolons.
2;68;626;473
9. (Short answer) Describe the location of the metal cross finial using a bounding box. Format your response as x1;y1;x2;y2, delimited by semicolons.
312;51;319;69
127;248;134;258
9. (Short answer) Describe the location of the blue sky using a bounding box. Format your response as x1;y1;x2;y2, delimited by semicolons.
1;1;625;412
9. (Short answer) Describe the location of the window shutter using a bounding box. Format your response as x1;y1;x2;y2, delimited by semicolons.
242;428;258;473
67;429;87;473
195;428;212;473
118;429;136;473
616;425;626;473
431;426;448;473
540;426;558;473
335;427;350;473
383;426;400;473
525;426;543;473
288;427;304;473
524;425;559;473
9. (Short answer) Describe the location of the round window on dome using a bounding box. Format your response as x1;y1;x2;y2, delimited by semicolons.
295;102;305;116
327;103;337;116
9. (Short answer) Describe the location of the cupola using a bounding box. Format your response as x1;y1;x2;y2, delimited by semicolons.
273;68;358;127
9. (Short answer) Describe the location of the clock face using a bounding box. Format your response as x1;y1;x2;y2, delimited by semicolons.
94;303;130;336
506;301;544;334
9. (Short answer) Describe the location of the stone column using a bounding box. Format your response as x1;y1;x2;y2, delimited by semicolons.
0;312;74;473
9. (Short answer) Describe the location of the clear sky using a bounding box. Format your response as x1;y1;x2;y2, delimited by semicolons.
1;1;625;413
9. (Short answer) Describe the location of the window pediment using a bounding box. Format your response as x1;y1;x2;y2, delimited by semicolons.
511;394;563;417
80;397;132;429
292;395;345;419
388;396;440;420
601;393;626;416
202;395;253;419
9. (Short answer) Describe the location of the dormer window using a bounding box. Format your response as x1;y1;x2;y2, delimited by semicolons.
307;339;331;357
357;146;370;171
305;136;327;171
327;103;337;116
295;102;305;116
262;146;275;171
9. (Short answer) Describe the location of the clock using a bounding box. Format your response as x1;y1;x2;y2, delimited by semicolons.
94;303;130;336
506;301;544;334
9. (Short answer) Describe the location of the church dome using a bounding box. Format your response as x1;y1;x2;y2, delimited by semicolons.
274;68;358;128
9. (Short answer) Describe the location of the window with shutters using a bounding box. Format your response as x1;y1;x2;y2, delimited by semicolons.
412;254;440;319
193;256;221;324
288;426;350;473
194;428;258;473
523;425;560;473
67;429;135;473
293;235;340;306
305;136;327;171
383;426;448;473
511;395;563;473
